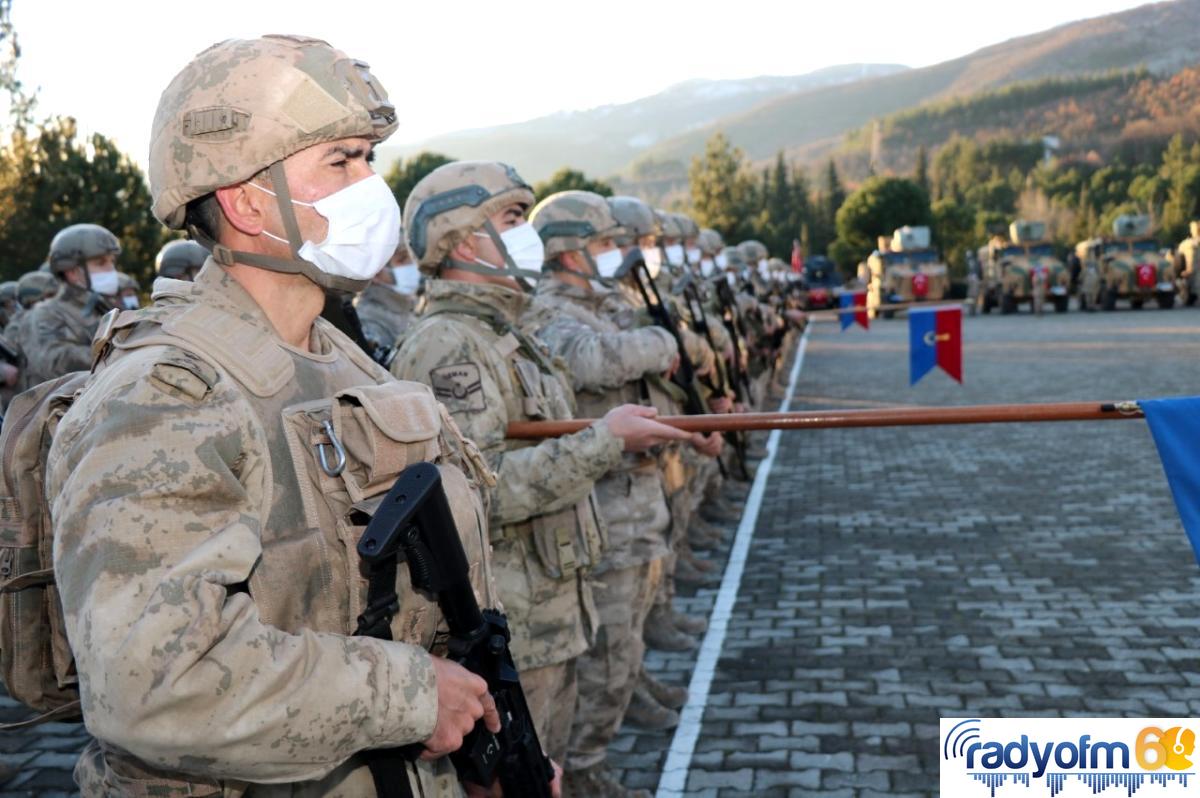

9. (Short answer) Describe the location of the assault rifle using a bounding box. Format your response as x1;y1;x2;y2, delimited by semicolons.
354;462;554;798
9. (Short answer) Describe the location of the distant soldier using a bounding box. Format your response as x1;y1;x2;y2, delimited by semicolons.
0;281;17;329
1175;221;1200;306
354;237;418;356
966;250;981;317
115;272;141;309
154;239;207;282
1031;263;1047;316
21;224;117;389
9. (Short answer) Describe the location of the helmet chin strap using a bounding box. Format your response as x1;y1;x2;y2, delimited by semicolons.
443;219;543;291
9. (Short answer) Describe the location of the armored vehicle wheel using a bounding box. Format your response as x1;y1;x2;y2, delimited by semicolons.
1001;293;1017;314
1102;287;1117;311
981;291;995;314
1157;292;1176;310
1131;298;1144;310
1053;295;1069;313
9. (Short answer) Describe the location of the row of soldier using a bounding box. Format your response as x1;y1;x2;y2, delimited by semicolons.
14;34;805;798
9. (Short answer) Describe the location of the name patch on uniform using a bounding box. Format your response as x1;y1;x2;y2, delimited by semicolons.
430;363;486;413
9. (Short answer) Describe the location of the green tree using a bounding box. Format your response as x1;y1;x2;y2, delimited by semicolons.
383;151;454;209
1159;135;1200;242
914;145;929;198
931;198;976;280
533;167;613;202
688;132;756;241
810;158;845;254
833;176;932;264
0;117;165;283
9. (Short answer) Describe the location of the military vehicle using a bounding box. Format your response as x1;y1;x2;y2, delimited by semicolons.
980;221;1070;314
1173;220;1200;306
866;226;949;315
801;255;839;310
1082;215;1176;310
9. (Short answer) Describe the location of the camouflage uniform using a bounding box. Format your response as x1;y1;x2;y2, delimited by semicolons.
525;192;675;779
20;281;110;390
391;278;619;763
355;281;416;353
49;264;493;797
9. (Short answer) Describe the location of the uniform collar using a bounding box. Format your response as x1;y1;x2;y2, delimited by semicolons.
424;278;528;325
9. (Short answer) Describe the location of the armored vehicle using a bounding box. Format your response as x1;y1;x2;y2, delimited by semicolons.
866;226;949;314
1085;215;1176;310
980;220;1070;314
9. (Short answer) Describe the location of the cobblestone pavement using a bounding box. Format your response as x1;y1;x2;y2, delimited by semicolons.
610;309;1200;797
7;309;1200;796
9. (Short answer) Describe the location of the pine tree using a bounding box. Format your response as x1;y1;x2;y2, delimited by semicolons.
688;133;756;241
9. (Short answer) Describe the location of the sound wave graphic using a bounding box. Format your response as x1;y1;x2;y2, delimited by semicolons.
946;718;983;759
969;771;1192;797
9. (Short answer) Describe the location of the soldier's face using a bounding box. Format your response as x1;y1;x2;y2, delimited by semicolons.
457;203;526;291
259;137;376;254
86;254;117;274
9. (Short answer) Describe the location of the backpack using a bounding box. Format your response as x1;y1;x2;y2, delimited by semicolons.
0;371;91;728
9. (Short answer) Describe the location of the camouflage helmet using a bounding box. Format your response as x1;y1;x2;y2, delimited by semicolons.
738;240;768;263
608;196;659;247
17;271;58;306
656;209;686;240
149;35;397;292
0;282;17;306
48;224;121;275
155;239;209;279
698;228;725;255
720;246;745;270
403;160;538;284
116;272;141;293
673;212;700;239
529;191;625;267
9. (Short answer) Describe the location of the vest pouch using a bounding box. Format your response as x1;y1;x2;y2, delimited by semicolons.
332;382;443;505
528;494;606;581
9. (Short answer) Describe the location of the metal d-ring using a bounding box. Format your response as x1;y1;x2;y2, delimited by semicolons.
316;420;347;477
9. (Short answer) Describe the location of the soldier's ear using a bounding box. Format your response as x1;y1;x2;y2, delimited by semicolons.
449;233;479;264
215;183;267;237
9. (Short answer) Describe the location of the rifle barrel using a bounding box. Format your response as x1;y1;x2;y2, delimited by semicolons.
505;401;1144;439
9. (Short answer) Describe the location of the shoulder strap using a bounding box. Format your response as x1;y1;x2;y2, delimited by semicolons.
426;303;558;376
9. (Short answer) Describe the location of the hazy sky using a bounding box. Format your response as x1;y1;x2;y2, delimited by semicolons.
8;0;1151;166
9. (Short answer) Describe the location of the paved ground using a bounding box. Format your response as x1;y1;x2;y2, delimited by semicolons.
611;308;1200;796
6;307;1200;796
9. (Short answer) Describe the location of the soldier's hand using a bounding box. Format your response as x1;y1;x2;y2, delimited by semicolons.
421;656;500;760
664;354;681;380
603;404;692;452
690;431;723;458
708;394;733;414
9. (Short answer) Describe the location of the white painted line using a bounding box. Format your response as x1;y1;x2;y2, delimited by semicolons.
655;325;813;797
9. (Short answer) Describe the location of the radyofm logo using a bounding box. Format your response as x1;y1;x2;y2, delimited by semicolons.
941;718;1197;797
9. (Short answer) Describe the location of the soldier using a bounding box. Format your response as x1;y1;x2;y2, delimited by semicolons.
20;224;118;390
154;239;208;281
525;191;682;797
389;161;691;766
116;272;141;310
355;237;419;356
605;198;724;734
0;281;16;329
47;35;513;797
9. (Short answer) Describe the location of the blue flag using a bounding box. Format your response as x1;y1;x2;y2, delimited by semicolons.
838;293;854;331
908;306;962;386
1141;396;1200;565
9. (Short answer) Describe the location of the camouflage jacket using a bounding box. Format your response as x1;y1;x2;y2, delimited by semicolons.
21;282;110;390
47;263;493;798
390;279;621;670
526;277;675;570
354;282;416;354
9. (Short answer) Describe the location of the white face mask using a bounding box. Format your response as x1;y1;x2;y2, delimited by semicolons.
642;246;663;280
715;252;728;269
594;248;624;279
475;222;545;274
758;258;770;278
686;247;702;266
121;294;140;310
665;244;685;268
256;174;401;282
89;270;119;296
390;263;420;295
725;272;737;287
700;258;715;278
